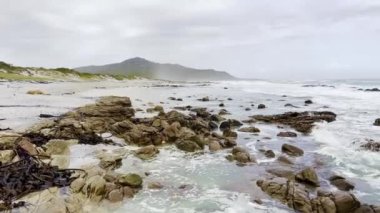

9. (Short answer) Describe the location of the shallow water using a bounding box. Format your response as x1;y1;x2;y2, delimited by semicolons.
1;79;379;212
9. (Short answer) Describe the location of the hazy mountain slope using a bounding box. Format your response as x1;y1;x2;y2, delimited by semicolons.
75;57;236;81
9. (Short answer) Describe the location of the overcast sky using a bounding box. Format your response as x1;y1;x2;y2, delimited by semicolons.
1;0;380;79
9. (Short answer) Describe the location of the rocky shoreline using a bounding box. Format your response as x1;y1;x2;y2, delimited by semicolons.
0;94;379;212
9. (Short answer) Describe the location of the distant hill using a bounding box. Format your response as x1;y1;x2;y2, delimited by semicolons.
0;61;127;82
75;57;236;81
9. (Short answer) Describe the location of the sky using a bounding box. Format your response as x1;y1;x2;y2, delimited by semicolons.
1;0;380;79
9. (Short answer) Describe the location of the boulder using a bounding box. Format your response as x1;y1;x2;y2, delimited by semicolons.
70;177;86;193
329;175;355;191
277;131;297;137
219;119;243;131
148;182;164;189
282;143;304;157
223;129;238;138
26;90;46;95
176;139;202;152
258;104;266;109
264;150;275;158
99;154;123;170
305;100;313;104
134;145;159;160
332;192;361;213
228;147;256;164
17;137;38;155
108;189;124;202
277;155;294;164
0;150;15;164
238;126;260;133
208;140;222;152
82;175;106;200
295;167;320;186
117;173;143;188
360;140;380;152
0;132;20;149
252;111;337;133
374;119;380;126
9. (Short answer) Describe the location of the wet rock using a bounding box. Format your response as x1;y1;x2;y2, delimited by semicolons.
148;182;164;189
122;186;135;198
365;88;380;92
282;143;304;157
198;96;210;102
256;179;313;213
0;132;20;149
176;139;202;152
360;140;380;152
219;119;243;131
277;155;294;164
39;114;56;118
267;168;295;180
285;103;299;108
117;173;143;188
223;129;238;138
26;90;46;95
44;139;77;156
17;137;38;155
354;204;380;213
82;175;106;200
208;140;222;152
210;114;225;123
332;191;361;213
209;121;219;130
252;111;337;133
218;109;230;115
329;175;355;191
264;150;275;158
238;126;260;133
99;154;123;170
374;119;380;126
191;107;210;118
134;145;159;160
219;103;225;107
245;108;251;111
227;147;256;164
277;131;297;137
258;104;266;109
108;189;123;202
70;177;86;193
305;100;313;104
0;150;15;164
295;167;319;187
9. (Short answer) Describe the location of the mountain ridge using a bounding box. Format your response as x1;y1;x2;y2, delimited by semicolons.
75;57;236;81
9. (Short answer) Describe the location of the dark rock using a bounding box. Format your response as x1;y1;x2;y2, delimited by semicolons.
295;167;320;187
264;150;275;158
284;103;299;108
365;88;380;92
176;140;202;152
374;119;380;126
305;100;313;104
218;109;230;115
219;119;243;131
282;143;304;157
39;114;56;118
208;121;219;130
245;108;251;111
329;175;355;191
277;131;297;137
223;129;238;138
238;126;260;133
360;140;380;152
258;104;266;109
277;155;294;164
332;192;361;213
198;96;210;102
219;103;225;107
252;111;337;133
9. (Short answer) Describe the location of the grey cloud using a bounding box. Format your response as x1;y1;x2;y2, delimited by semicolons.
0;0;379;79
